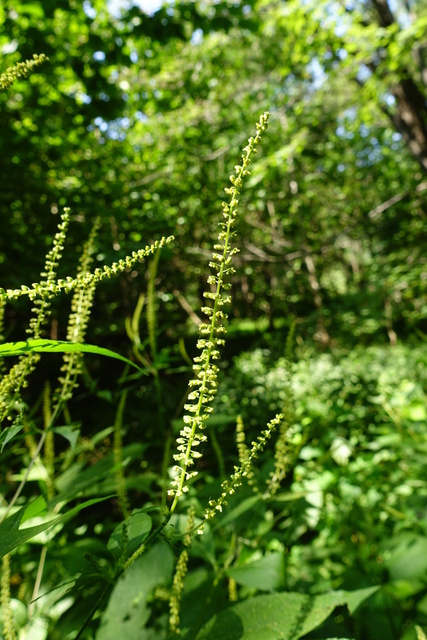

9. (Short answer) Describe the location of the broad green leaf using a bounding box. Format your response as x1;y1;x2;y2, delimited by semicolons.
95;540;174;640
383;534;427;581
53;443;146;504
0;496;112;558
18;3;45;18
195;587;378;640
108;511;152;558
0;339;146;374
226;551;285;592
0;423;24;452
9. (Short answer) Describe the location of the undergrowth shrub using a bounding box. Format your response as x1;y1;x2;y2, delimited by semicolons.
1;57;424;640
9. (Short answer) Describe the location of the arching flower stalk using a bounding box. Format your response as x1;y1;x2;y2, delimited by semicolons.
168;112;270;513
0;236;174;303
199;412;283;532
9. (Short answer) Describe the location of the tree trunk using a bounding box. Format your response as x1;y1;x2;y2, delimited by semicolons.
371;0;427;173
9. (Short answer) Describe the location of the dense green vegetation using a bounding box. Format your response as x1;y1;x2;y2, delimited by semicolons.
0;1;426;638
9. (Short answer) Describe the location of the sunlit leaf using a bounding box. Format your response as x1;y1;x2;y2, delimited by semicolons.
195;587;378;640
0;339;147;374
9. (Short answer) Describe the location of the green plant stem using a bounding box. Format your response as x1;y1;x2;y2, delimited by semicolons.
113;390;130;520
168;198;236;514
161;428;173;508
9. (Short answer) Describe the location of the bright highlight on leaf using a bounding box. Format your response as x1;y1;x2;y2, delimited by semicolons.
0;339;147;374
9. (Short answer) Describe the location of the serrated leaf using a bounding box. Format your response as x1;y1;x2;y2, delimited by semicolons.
416;625;427;640
95;541;174;640
226;551;285;592
195;587;378;640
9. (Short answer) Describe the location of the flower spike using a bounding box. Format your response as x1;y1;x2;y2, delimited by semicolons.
168;112;270;511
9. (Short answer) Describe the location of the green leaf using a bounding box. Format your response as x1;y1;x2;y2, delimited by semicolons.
52;425;80;449
108;511;152;559
21;495;47;523
416;626;427;640
0;339;147;374
0;423;24;452
383;533;427;581
195;587;378;640
213;495;260;529
0;496;112;558
95;540;174;640
226;551;285;592
53;443;145;504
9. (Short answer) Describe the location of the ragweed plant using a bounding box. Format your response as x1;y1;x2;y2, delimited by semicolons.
0;213;174;531
0;236;173;304
265;319;296;498
53;216;101;406
235;414;257;490
0;209;71;428
168;112;271;512
202;413;283;526
169;507;195;635
1;214;99;516
119;113;283;577
0;54;48;92
0;554;16;640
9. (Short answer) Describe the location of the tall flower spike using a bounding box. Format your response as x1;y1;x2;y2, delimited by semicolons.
0;209;71;426
169;507;195;635
0;236;174;303
200;413;284;530
168;112;270;511
236;415;257;491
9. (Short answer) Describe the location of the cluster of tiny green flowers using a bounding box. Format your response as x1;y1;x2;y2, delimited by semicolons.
228;577;238;602
168;112;270;509
54;218;100;404
416;625;427;640
169;508;195;635
236;415;257;490
266;324;296;497
28;209;71;339
0;53;48;92
199;413;283;531
0;554;15;640
265;419;292;498
0;236;174;303
0;356;35;425
0;211;71;426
